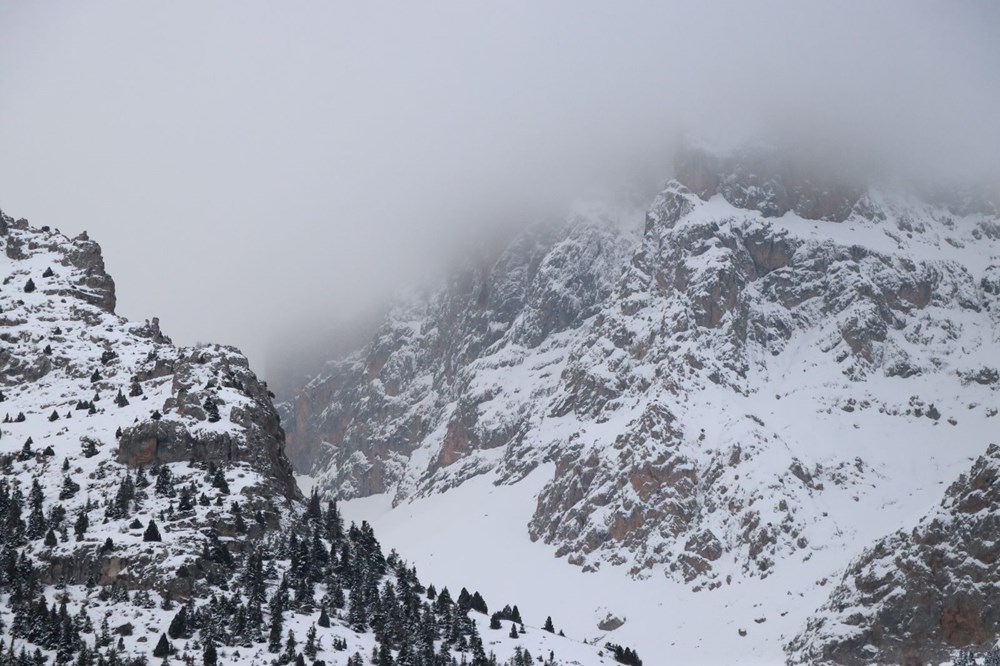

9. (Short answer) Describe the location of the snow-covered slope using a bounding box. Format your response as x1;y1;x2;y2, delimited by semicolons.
286;145;1000;663
0;208;295;603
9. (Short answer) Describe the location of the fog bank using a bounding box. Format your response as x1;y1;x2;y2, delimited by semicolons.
0;1;996;374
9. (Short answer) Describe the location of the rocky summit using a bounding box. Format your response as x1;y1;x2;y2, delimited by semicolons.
283;144;1000;662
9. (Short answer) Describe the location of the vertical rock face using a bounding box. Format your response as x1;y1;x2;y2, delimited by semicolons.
288;144;999;601
788;443;1000;666
0;209;300;590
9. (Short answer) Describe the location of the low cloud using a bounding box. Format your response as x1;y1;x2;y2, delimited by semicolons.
0;1;996;374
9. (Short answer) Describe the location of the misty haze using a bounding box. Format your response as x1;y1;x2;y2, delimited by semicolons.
1;3;999;666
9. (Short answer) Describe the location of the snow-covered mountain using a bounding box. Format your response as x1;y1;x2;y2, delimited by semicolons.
283;144;1000;663
0;211;619;666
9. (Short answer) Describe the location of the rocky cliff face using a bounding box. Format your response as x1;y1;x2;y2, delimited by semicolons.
788;443;1000;665
285;144;999;613
0;211;299;593
282;202;641;499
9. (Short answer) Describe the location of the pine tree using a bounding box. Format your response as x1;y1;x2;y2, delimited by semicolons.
509;623;518;639
211;469;229;494
324;499;344;543
331;582;345;610
167;608;187;639
267;589;285;653
203;397;220;423
107;472;135;519
24;278;35;293
153;634;171;658
203;639;217;666
543;616;555;633
376;643;395;666
27;479;46;539
306;489;322;522
155;466;176;497
178;486;194;512
304;625;318;659
143;520;162;542
18;437;33;460
74;509;89;540
348;582;367;632
282;630;298;664
317;606;331;628
59;476;80;500
234;509;247;533
435;586;453;614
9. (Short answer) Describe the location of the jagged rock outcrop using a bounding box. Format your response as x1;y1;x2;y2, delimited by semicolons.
788;443;1000;666
0;208;300;593
1;216;116;312
118;346;298;499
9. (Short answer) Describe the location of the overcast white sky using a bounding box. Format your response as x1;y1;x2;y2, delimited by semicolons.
1;2;998;376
